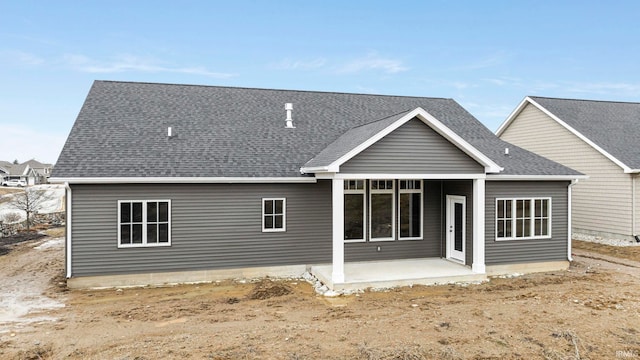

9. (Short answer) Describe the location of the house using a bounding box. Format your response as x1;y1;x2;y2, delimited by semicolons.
0;160;39;185
498;96;640;244
50;81;583;290
22;159;53;184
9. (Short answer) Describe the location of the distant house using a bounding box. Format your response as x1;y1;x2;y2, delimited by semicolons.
22;159;53;184
0;161;38;185
51;81;583;290
498;96;640;243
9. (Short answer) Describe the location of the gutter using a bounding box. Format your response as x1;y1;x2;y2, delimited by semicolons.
64;182;72;278
49;176;317;184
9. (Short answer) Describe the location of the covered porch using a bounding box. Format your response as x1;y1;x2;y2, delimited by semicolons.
311;258;487;291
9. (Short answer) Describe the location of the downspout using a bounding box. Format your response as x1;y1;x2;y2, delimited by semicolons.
567;179;578;261
633;174;636;240
64;182;72;278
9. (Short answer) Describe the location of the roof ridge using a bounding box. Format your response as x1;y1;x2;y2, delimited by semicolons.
530;95;640;105
349;109;414;129
94;80;453;101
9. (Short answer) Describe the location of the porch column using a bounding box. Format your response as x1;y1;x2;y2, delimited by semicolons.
472;178;486;273
332;178;345;283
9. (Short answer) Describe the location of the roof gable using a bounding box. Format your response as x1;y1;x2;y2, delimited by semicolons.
302;107;501;174
498;96;640;173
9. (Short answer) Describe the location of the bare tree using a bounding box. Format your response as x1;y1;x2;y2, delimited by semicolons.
7;188;49;230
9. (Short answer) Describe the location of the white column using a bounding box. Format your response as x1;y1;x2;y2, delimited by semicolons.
472;178;486;273
332;178;345;284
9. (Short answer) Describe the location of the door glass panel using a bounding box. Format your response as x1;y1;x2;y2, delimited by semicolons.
344;194;364;240
371;193;393;238
454;202;463;251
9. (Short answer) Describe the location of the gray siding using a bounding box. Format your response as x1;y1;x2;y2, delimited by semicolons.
340;118;484;174
71;182;333;276
485;181;569;265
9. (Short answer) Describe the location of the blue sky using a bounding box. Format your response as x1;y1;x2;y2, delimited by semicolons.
2;1;640;164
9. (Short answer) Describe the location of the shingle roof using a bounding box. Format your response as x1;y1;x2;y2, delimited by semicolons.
303;110;412;169
52;81;580;178
530;96;640;170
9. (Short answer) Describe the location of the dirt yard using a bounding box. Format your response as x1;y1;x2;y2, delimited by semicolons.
1;235;639;360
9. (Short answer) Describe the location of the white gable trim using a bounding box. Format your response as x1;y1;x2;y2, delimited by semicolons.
302;107;503;174
497;97;638;174
49;177;317;184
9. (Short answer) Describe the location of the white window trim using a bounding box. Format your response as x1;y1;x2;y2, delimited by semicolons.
369;180;395;242
398;180;424;241
495;197;552;241
117;199;172;248
262;198;286;232
344;180;366;243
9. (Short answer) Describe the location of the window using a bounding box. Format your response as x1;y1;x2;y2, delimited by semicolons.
344;180;365;242
398;180;423;240
496;198;551;240
263;198;286;232
370;180;395;241
118;200;171;247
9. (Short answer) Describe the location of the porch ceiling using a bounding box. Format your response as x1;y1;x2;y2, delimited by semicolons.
311;258;486;291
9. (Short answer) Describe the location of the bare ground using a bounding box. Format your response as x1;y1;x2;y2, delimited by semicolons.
1;235;640;359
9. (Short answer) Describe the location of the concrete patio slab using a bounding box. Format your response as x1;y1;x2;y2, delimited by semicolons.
311;258;487;291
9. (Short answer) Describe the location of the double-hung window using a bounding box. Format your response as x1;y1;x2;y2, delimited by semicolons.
118;200;171;247
344;180;366;242
262;198;286;232
370;180;395;241
496;198;551;240
398;180;423;240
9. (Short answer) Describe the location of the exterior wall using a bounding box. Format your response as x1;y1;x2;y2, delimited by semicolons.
501;103;633;238
485;181;569;265
340;118;484;174
70;180;445;278
70;182;333;277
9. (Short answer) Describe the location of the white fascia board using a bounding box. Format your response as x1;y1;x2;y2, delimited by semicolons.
49;177;317;184
299;165;335;174
312;173;486;180
499;97;633;173
320;107;503;174
334;173;486;180
486;174;589;181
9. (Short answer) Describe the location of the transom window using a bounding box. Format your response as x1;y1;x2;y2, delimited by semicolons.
344;180;365;242
262;198;286;232
118;200;171;247
370;179;395;241
496;198;551;240
399;180;423;240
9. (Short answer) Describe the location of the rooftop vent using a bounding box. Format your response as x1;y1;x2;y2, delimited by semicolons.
168;126;173;137
504;147;509;155
285;103;295;128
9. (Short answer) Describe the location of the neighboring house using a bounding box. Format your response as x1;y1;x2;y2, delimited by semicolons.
51;81;583;290
0;161;38;185
22;159;53;184
498;96;640;243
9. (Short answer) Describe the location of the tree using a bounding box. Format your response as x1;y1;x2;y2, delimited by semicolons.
8;188;49;230
12;159;18;165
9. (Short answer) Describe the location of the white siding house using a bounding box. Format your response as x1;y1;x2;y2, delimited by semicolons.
498;96;640;243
